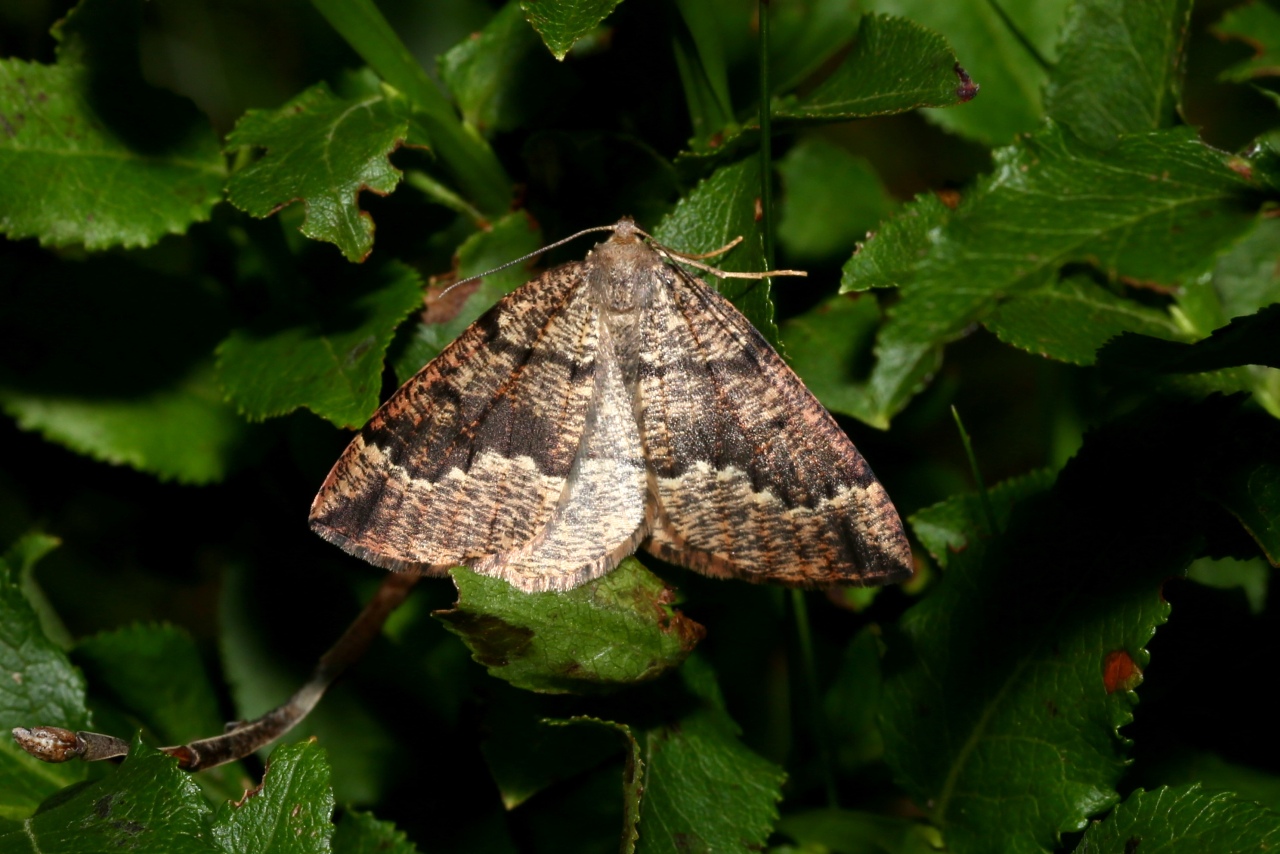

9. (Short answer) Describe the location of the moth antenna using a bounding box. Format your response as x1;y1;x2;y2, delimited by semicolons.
630;225;807;280
666;235;745;261
649;244;807;280
441;222;803;302
440;224;621;298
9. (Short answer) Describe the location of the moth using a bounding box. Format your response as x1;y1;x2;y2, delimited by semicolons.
310;218;912;593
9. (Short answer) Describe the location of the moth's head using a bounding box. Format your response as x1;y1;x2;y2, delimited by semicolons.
589;218;661;313
606;217;642;246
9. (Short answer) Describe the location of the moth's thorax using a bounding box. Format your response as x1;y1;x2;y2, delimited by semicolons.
588;235;661;314
308;214;913;594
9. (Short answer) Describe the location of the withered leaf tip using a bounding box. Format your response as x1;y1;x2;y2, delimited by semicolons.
310;218;912;593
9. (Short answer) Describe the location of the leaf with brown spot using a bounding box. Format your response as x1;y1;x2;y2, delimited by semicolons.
434;559;702;694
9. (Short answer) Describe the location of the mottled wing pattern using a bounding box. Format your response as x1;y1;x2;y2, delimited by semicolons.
636;266;912;586
310;263;615;590
470;316;649;592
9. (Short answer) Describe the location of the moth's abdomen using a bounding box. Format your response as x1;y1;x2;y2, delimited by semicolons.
310;219;912;593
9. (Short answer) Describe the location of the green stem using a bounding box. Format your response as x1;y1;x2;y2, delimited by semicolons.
791;589;839;808
310;0;511;216
764;0;831;804
758;0;776;270
673;0;736;132
983;0;1050;72
951;405;998;534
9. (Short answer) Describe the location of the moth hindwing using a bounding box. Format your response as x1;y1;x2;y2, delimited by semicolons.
310;218;912;593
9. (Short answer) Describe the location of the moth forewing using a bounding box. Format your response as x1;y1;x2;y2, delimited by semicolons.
310;218;912;592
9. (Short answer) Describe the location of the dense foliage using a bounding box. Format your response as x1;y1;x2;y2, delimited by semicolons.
1;0;1279;851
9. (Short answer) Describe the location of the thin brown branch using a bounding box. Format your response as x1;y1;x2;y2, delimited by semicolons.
12;570;419;771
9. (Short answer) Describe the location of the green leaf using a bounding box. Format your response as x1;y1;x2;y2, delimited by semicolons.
1098;303;1280;375
390;212;543;386
1186;555;1269;615
671;0;737;150
1247;129;1280;191
435;559;704;694
309;0;450;120
886;528;1146;853
635;657;784;853
225;83;411;263
1211;459;1280;568
72;624;226;752
439;2;574;136
309;0;512;216
780;294;882;426
777;137;895;265
5;532;73;652
2;534;60;580
860;0;1069;144
480;693;626;809
216;261;423;428
0;738;215;853
858;124;1257;297
845;124;1259;425
552;717;642;853
986;275;1186;365
333;810;420;854
679;10;974;161
218;564;392;807
882;400;1231;851
1215;1;1280;83
1075;785;1280;853
1044;0;1193;149
0;0;224;250
841;192;950;293
0;258;255;485
908;468;1055;568
73;623;246;803
0;550;90;820
768;0;862;94
774;14;974;120
0;362;249;485
822;628;888;773
519;0;626;60
334;68;429;145
488;713;642;850
1212;216;1280;321
653;157;779;347
1145;751;1280;813
775;808;943;854
211;740;334;854
1095;213;1280;416
835;193;950;426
